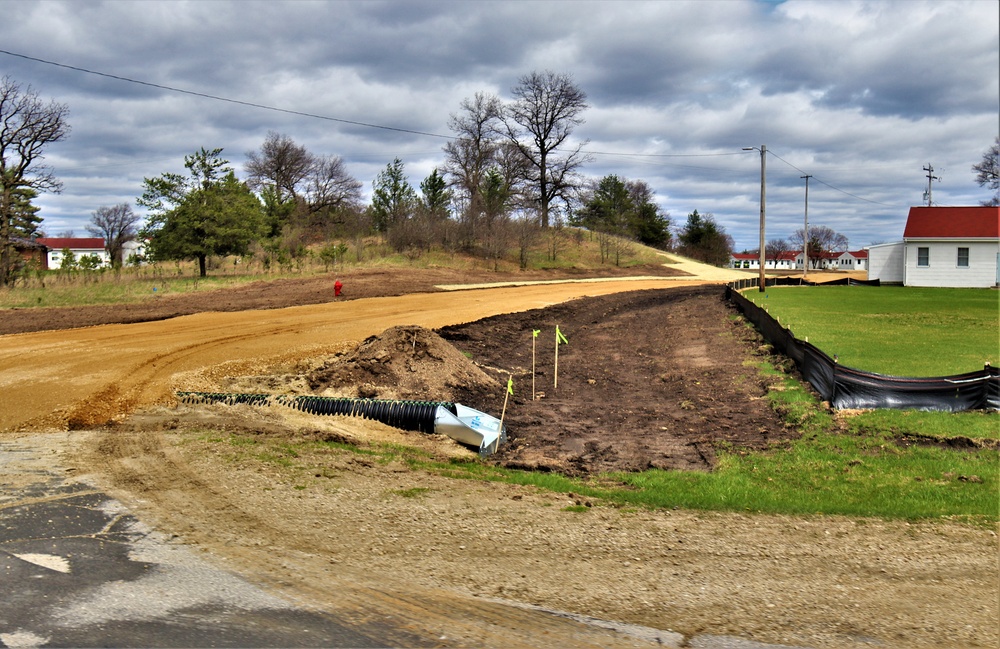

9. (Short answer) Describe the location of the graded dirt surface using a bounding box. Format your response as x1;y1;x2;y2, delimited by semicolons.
1;262;996;649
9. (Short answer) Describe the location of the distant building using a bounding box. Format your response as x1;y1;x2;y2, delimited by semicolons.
10;237;49;271
729;249;867;271
866;206;999;288
36;237;110;268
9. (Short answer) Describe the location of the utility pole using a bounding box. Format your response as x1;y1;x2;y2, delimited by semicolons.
744;145;766;291
923;164;939;206
801;174;811;279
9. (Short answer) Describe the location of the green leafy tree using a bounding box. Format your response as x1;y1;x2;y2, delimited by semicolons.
627;180;670;249
577;174;633;264
478;167;514;268
78;254;102;272
677;210;733;266
370;158;416;233
577;175;670;262
58;248;76;271
139;148;264;277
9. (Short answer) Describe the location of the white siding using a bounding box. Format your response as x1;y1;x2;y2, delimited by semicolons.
867;242;904;283
904;240;1000;288
47;247;111;268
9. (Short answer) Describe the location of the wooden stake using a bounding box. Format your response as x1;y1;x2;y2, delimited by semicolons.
554;325;568;389
554;328;560;389
498;373;513;453
532;330;538;400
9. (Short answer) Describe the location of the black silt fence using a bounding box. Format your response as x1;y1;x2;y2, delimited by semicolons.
177;392;456;434
724;284;999;412
728;276;881;291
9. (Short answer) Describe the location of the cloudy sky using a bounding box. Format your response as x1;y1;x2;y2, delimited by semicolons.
1;0;997;251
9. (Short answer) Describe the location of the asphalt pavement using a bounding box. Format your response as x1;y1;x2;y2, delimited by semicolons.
0;435;425;648
1;434;810;649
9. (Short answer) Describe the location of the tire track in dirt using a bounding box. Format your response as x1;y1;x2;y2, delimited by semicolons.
0;279;707;433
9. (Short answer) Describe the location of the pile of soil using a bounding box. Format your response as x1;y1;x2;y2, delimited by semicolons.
306;324;499;402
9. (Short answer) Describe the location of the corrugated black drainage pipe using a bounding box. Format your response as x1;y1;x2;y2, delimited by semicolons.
177;392;454;436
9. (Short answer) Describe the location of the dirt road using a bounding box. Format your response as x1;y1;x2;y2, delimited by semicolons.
0;278;705;432
1;266;995;649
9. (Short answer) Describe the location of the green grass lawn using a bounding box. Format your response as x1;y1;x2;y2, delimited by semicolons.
209;363;997;523
744;285;998;376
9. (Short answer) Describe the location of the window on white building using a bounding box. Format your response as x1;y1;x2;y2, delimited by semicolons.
917;247;929;267
957;247;969;268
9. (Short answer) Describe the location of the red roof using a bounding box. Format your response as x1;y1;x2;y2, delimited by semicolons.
732;251;802;261
903;206;1000;239
37;237;106;250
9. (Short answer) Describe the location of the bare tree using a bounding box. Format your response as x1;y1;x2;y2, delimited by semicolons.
0;76;70;285
244;131;313;203
443;92;502;211
304;154;363;216
972;135;999;206
765;237;791;258
790;225;848;268
502;71;591;228
511;213;540;270
87;203;141;267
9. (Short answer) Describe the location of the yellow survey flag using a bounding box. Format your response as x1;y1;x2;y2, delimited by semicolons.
556;325;568;345
532;329;540;338
507;376;514;395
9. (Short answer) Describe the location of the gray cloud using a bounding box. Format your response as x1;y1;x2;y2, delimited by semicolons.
0;0;995;250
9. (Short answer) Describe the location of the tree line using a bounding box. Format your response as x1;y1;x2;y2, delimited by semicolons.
4;69;998;285
133;70;676;277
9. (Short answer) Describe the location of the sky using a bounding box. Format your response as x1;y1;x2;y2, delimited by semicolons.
0;0;997;252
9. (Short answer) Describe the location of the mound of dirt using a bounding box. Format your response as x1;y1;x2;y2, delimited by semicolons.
306;324;499;402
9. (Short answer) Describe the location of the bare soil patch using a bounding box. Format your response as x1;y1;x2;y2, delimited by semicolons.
0;264;685;335
440;285;792;474
3;270;996;648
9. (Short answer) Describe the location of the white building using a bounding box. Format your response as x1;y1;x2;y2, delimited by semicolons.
867;206;1000;288
37;237;110;268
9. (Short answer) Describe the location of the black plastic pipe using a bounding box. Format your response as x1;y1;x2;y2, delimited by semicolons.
176;392;455;435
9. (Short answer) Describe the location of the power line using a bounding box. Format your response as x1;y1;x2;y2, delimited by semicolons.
3;48;905;208
766;148;900;208
0;48;452;140
2;48;788;165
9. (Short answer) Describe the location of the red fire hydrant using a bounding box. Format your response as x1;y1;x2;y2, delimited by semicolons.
334;280;343;297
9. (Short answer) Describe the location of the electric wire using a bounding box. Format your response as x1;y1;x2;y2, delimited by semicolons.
1;47;901;208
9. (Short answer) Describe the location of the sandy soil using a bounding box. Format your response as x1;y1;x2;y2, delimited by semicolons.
1;263;996;648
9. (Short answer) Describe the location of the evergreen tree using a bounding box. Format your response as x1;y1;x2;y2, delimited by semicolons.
139;148;264;277
7;182;43;239
419;168;451;220
677;210;733;266
370;158;416;232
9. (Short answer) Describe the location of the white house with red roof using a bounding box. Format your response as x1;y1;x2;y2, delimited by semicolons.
36;237;110;268
867;206;1000;288
835;249;868;271
729;249;867;271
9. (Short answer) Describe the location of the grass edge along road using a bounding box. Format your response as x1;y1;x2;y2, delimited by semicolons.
199;355;997;525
